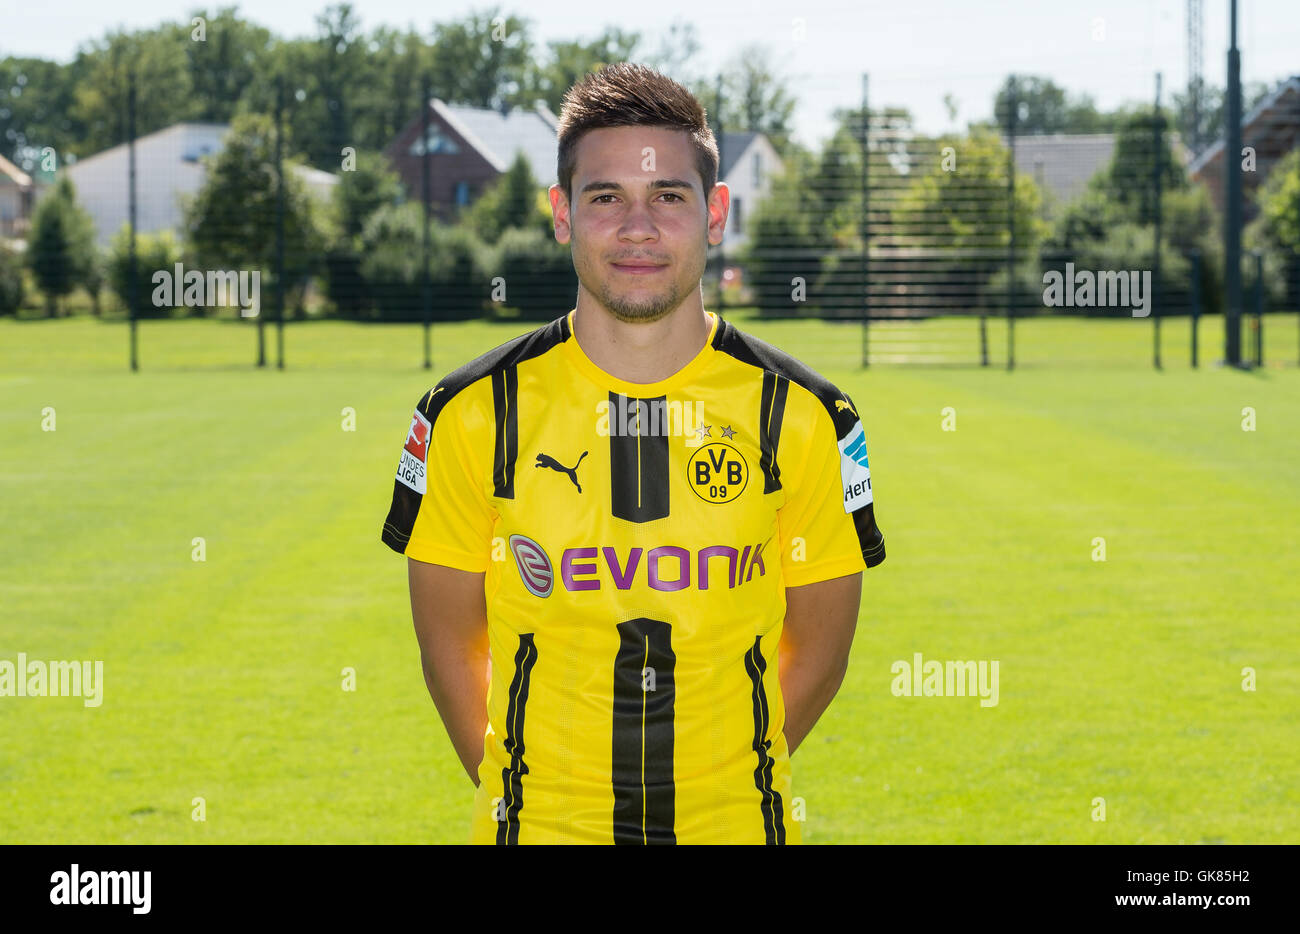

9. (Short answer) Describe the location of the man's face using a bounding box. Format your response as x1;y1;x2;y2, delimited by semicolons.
550;125;729;324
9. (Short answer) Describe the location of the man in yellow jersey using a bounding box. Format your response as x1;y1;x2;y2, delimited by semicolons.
381;62;886;844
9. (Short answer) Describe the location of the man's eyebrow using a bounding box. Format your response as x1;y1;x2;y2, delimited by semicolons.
579;178;695;195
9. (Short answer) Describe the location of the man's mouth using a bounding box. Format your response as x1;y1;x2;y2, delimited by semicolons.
611;260;668;275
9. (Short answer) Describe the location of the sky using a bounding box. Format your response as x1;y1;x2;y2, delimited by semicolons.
3;0;1297;148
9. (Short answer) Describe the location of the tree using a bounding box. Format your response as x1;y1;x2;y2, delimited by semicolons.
82;247;106;316
352;26;432;157
185;114;324;316
1099;107;1186;224
0;56;79;167
891;127;1045;252
638;22;702;79
695;46;797;156
458;153;551;244
428;9;533;110
70;29;195;158
357;203;487;321
325;150;403;316
0;243;25;316
26;176;96;316
993;76;1118;135
107;225;184;318
333;150;404;243
1248;147;1300;309
887;127;1046;315
490;227;579;320
739;148;825;316
1043;129;1222;316
521;29;641;116
1171;80;1272;155
180;8;274;125
1253;148;1300;255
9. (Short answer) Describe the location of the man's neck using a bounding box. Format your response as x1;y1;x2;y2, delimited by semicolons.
572;289;712;385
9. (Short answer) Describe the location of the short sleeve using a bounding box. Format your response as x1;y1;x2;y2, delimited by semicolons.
380;388;495;572
777;390;885;588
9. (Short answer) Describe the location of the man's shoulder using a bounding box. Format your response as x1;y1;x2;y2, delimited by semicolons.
711;316;860;433
414;313;571;421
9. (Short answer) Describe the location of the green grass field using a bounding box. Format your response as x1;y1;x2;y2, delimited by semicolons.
2;313;1297;843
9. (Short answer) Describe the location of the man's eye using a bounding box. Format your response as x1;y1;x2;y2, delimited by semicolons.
591;193;684;203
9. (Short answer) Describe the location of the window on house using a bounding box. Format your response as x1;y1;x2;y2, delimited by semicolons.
732;197;742;234
752;152;761;187
455;181;470;206
409;127;460;157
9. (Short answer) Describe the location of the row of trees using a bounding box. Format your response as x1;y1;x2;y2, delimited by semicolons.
742;87;1300;319
1;4;794;174
0;113;576;320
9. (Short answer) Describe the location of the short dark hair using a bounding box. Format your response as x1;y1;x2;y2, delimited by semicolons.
555;62;719;201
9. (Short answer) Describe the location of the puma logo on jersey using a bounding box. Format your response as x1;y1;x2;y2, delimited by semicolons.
835;399;857;416
536;451;588;493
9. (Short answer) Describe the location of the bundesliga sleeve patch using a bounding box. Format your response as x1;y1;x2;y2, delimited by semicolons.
397;409;431;494
837;420;873;513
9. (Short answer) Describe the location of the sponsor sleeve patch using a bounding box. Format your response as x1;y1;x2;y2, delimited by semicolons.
396;409;431;494
837;420;873;513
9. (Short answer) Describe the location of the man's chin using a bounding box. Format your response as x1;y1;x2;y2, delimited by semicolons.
595;285;681;324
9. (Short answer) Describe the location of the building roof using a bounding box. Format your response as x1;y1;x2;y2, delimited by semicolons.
1007;133;1115;206
66;122;230;172
0;152;33;188
436;100;560;182
718;131;760;179
1187;75;1300;177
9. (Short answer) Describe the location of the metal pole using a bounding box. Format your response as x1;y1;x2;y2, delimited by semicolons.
1006;75;1017;372
275;75;285;370
421;74;432;370
1190;250;1201;368
1153;72;1163;371
128;70;138;372
861;73;870;368
1254;251;1263;366
1224;0;1243;365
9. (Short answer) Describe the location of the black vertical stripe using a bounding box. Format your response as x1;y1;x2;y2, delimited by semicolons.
612;617;676;845
744;636;786;844
758;372;790;494
608;393;671;523
497;633;537;845
852;502;887;567
492;366;518;498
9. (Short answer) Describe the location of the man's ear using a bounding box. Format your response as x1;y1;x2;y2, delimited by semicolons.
549;184;571;245
706;181;730;247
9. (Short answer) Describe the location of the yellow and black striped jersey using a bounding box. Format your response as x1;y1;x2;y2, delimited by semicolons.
381;309;885;844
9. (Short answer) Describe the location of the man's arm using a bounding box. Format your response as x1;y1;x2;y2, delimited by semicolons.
407;557;490;786
778;571;862;755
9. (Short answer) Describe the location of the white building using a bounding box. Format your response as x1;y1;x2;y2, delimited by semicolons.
60;123;337;246
716;130;785;254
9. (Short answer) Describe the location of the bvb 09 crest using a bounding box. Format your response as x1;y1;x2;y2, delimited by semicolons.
687;442;748;504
